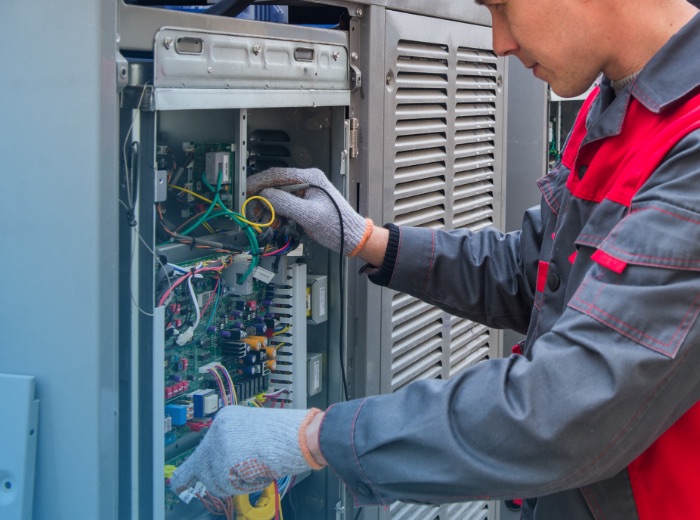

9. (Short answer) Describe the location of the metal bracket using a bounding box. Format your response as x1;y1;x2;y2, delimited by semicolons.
0;374;39;520
155;169;168;202
116;52;129;92
350;64;362;92
121;84;155;111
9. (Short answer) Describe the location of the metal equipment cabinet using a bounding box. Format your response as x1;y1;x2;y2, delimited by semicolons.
0;2;545;520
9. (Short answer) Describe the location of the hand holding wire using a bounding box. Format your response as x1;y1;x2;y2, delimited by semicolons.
246;168;373;257
170;406;324;498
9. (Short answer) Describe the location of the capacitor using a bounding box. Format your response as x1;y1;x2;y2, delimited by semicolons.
242;337;262;351
248;335;269;347
237;365;261;377
253;323;267;335
265;359;277;371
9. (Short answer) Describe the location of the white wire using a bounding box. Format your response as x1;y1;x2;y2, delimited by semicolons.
215;363;236;406
120;199;173;318
186;275;202;330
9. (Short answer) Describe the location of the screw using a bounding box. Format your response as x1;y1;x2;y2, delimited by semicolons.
497;74;503;87
164;37;173;49
208;66;213;74
356;7;363;17
351;52;358;62
253;44;262;55
332;50;340;61
386;73;392;85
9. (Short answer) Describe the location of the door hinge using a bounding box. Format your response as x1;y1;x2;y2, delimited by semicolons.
350;118;359;159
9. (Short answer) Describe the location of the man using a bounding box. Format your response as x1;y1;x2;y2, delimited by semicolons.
172;0;700;517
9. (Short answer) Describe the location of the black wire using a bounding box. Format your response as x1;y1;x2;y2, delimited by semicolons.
205;0;255;16
354;507;363;520
307;183;350;402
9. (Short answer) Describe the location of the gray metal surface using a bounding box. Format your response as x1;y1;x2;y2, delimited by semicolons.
0;2;120;519
355;8;504;519
119;1;348;52
0;374;39;520
154;27;349;91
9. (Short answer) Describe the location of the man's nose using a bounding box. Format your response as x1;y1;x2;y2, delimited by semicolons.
491;14;519;57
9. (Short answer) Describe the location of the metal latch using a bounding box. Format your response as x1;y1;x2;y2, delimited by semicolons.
350;64;362;91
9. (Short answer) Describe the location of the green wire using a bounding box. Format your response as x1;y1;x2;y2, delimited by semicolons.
179;168;260;282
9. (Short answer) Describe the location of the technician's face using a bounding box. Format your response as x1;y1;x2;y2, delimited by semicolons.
479;0;602;98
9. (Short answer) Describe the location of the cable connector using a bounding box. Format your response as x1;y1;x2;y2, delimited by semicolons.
176;326;195;346
198;361;221;374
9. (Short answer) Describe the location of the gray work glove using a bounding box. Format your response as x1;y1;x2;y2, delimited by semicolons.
170;406;323;498
246;168;373;256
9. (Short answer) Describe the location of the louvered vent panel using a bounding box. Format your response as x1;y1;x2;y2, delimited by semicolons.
387;32;498;520
444;501;490;519
390;502;441;520
453;46;498;233
391;293;443;391
449;317;491;378
394;41;449;229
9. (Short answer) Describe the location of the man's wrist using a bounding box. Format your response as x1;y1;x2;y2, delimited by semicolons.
302;410;327;467
357;225;389;267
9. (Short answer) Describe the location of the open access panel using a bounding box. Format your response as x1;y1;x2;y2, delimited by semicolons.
119;20;352;520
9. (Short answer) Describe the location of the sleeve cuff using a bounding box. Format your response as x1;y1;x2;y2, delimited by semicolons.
359;223;400;287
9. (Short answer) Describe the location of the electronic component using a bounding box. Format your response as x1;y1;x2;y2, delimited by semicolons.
205;150;232;186
165;404;189;426
192;389;219;417
306;274;328;325
307;353;323;396
160;250;307;514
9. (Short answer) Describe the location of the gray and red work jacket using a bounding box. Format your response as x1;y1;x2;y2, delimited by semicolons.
318;13;700;520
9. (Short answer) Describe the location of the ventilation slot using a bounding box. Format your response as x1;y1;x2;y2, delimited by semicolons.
394;41;449;229
390;502;441;520
445;501;491;519
449;317;491;377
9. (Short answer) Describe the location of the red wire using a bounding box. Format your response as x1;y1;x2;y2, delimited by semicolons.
262;240;292;257
200;276;220;315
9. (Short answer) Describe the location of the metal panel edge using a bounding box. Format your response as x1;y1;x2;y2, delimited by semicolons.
119;1;348;52
155;89;351;110
0;374;39;520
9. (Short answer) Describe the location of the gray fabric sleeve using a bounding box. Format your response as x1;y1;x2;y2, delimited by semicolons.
319;281;700;505
372;207;544;334
319;131;700;507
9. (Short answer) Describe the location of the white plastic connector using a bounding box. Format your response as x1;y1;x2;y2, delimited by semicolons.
176;326;195;346
198;362;221;374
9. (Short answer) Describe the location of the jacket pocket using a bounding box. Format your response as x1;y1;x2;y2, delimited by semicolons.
569;201;700;358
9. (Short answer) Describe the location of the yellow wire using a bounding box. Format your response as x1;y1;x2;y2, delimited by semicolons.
240;195;276;228
169;184;217;205
169;184;262;233
202;222;215;234
274;326;292;336
208;369;229;406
